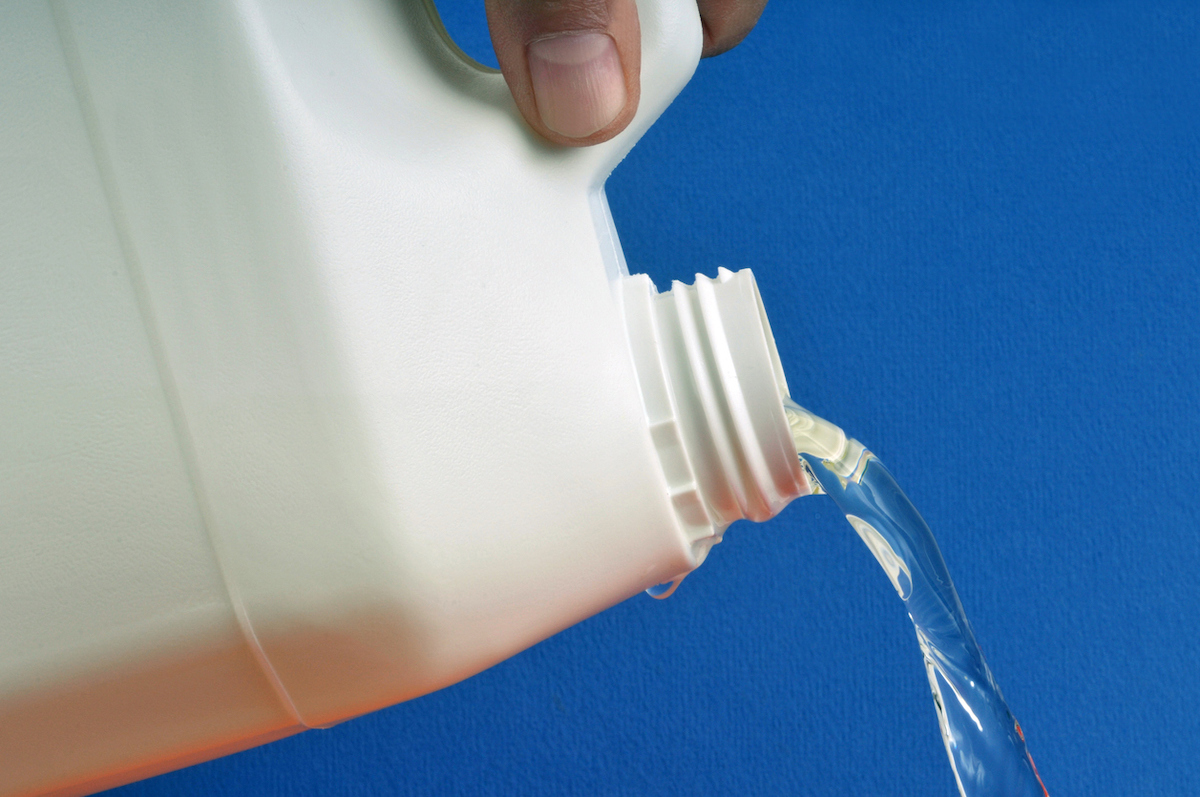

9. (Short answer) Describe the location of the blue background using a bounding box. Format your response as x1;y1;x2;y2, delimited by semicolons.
110;2;1200;795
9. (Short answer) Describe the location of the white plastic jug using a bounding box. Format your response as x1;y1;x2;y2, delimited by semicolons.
0;1;810;794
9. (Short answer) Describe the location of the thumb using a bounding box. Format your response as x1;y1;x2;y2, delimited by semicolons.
485;0;641;146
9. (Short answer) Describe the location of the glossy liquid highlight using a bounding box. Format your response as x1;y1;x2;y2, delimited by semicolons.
786;400;1048;796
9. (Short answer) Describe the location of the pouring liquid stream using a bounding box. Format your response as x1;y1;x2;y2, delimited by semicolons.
784;398;1048;797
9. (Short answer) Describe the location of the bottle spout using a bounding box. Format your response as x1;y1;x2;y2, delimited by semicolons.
620;268;811;564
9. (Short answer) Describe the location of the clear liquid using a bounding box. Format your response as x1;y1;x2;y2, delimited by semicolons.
787;403;1048;796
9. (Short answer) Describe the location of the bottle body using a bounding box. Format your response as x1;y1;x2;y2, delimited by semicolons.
1;1;711;793
1;1;812;794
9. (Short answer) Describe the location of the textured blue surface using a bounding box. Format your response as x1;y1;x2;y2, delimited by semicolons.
108;2;1200;795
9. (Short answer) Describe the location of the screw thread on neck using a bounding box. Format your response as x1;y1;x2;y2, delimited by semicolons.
621;268;811;567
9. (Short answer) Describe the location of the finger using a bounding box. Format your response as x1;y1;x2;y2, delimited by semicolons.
696;0;768;58
485;0;640;146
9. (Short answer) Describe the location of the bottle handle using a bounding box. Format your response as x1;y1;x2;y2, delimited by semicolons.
540;0;704;180
610;0;704;160
422;0;703;178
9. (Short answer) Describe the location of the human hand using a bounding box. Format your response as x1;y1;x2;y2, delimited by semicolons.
484;0;767;146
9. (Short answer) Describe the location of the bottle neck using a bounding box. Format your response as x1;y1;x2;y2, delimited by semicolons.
621;268;812;553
